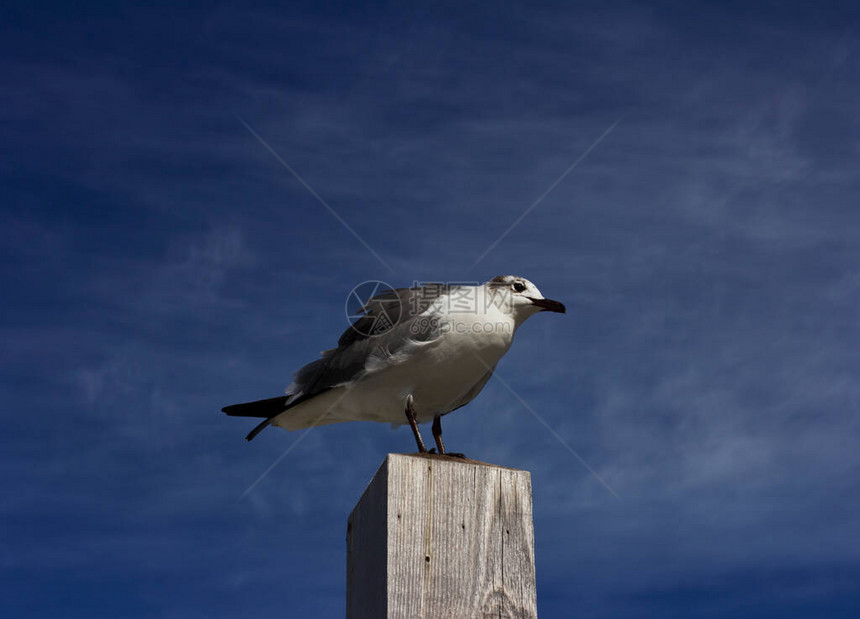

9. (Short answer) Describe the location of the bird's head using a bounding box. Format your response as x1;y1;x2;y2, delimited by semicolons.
486;275;566;325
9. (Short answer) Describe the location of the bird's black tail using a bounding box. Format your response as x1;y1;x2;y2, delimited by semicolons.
222;396;288;441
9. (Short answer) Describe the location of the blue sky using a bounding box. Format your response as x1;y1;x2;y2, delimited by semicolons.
3;1;859;617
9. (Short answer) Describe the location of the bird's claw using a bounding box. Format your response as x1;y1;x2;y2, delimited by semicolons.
425;448;467;459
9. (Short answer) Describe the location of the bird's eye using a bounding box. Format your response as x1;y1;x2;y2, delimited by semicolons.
512;281;526;293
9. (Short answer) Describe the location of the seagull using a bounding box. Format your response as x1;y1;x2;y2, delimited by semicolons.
222;275;565;455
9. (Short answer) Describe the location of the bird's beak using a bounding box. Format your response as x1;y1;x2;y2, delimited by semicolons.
528;297;566;313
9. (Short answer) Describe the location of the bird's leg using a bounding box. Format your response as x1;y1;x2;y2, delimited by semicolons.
404;395;427;453
432;415;446;454
431;415;467;459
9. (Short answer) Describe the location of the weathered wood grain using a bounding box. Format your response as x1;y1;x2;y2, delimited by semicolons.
347;454;537;618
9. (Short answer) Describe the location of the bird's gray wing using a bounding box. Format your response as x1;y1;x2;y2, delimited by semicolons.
287;283;454;405
337;283;452;348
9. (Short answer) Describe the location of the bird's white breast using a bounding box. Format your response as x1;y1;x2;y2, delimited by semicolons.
336;289;514;424
272;286;518;430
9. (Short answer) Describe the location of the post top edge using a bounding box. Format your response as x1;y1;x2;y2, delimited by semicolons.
385;452;530;473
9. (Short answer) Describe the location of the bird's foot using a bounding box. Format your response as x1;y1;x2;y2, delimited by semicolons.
427;448;467;459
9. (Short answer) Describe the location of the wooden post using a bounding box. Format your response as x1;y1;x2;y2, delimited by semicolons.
346;453;537;618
